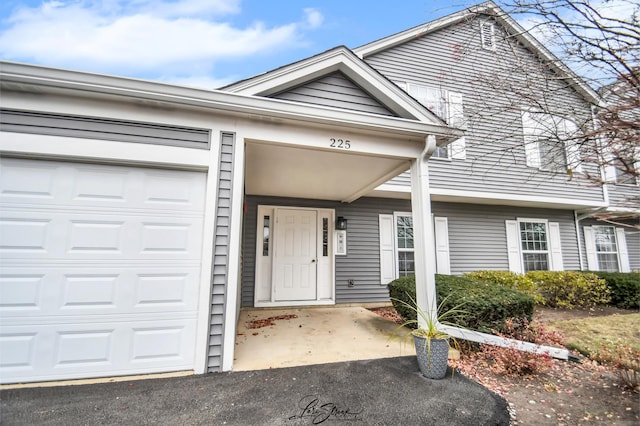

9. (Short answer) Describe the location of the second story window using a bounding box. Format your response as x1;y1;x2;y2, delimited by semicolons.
612;154;638;185
521;111;582;173
396;81;466;160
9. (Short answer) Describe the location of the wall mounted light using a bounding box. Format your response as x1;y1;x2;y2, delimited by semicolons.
336;216;348;230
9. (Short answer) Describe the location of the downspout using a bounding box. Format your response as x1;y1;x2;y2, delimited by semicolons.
411;135;438;329
428;131;570;360
415;136;572;360
591;104;610;206
574;211;585;271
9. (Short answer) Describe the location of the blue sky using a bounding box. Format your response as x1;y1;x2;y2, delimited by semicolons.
0;0;480;88
0;1;633;89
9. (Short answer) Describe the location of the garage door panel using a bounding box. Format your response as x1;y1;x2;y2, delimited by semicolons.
0;319;197;383
0;159;57;200
0;210;204;260
1;267;200;318
0;158;206;383
0;158;205;213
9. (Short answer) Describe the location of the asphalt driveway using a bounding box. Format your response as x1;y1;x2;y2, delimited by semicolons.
1;356;509;425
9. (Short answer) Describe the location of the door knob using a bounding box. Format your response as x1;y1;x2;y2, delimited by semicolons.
311;259;316;263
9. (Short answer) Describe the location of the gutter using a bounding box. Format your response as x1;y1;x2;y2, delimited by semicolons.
574;211;586;270
0;61;460;143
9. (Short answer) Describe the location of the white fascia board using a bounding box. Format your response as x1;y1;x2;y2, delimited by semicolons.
430;187;607;209
0;131;211;170
373;183;607;210
221;47;446;126
354;1;601;106
354;10;466;58
0;61;457;142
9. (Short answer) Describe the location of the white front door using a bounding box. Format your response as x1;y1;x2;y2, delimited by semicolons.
273;208;317;301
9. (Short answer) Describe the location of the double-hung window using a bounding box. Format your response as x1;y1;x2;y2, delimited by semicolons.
394;81;466;160
584;225;630;272
593;226;619;272
521;111;581;173
519;221;549;271
505;218;563;273
378;214;451;284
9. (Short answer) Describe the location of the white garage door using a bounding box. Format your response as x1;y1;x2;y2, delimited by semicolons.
0;158;206;384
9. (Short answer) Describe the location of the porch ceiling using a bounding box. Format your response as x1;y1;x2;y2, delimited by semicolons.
245;142;411;202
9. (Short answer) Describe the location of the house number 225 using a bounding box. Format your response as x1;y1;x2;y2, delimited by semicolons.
329;138;351;149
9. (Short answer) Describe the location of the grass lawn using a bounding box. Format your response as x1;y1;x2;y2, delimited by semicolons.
549;313;640;357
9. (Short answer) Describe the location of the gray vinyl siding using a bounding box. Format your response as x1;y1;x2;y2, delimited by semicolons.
0;108;211;149
432;202;581;274
579;218;640;272
207;132;235;372
384;170;411;187
241;196;583;306
365;15;604;204
241;196;411;307
607;183;640;209
270;72;395;116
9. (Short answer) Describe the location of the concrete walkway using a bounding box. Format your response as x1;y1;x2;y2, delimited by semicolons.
1;357;510;425
233;306;416;371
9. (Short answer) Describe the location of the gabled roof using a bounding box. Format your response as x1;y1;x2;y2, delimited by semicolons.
354;1;602;106
221;46;446;125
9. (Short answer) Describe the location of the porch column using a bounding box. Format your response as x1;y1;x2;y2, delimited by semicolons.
410;135;438;329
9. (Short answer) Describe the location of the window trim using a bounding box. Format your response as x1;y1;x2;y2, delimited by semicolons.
517;218;551;272
395;80;466;160
394;212;415;277
592;225;620;272
521;110;582;173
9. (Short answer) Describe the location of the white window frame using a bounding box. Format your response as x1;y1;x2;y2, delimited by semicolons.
518;218;551;272
521;111;582;173
505;218;563;273
397;81;466;160
480;21;496;51
593;225;620;272
394;212;415;278
379;213;450;284
584;225;631;272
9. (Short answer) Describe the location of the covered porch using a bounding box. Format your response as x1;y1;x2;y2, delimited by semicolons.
233;306;414;371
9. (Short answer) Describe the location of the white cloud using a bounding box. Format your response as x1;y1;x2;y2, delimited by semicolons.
304;8;323;29
0;0;324;80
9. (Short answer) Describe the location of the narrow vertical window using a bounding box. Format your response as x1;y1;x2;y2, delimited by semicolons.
262;216;270;256
396;215;415;277
322;218;328;256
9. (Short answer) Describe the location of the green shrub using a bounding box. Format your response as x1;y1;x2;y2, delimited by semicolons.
388;274;535;334
464;270;543;304
589;272;640;309
526;271;610;308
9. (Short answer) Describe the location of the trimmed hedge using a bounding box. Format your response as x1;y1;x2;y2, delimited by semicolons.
589;271;640;309
388;274;535;334
464;270;543;304
526;271;610;308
